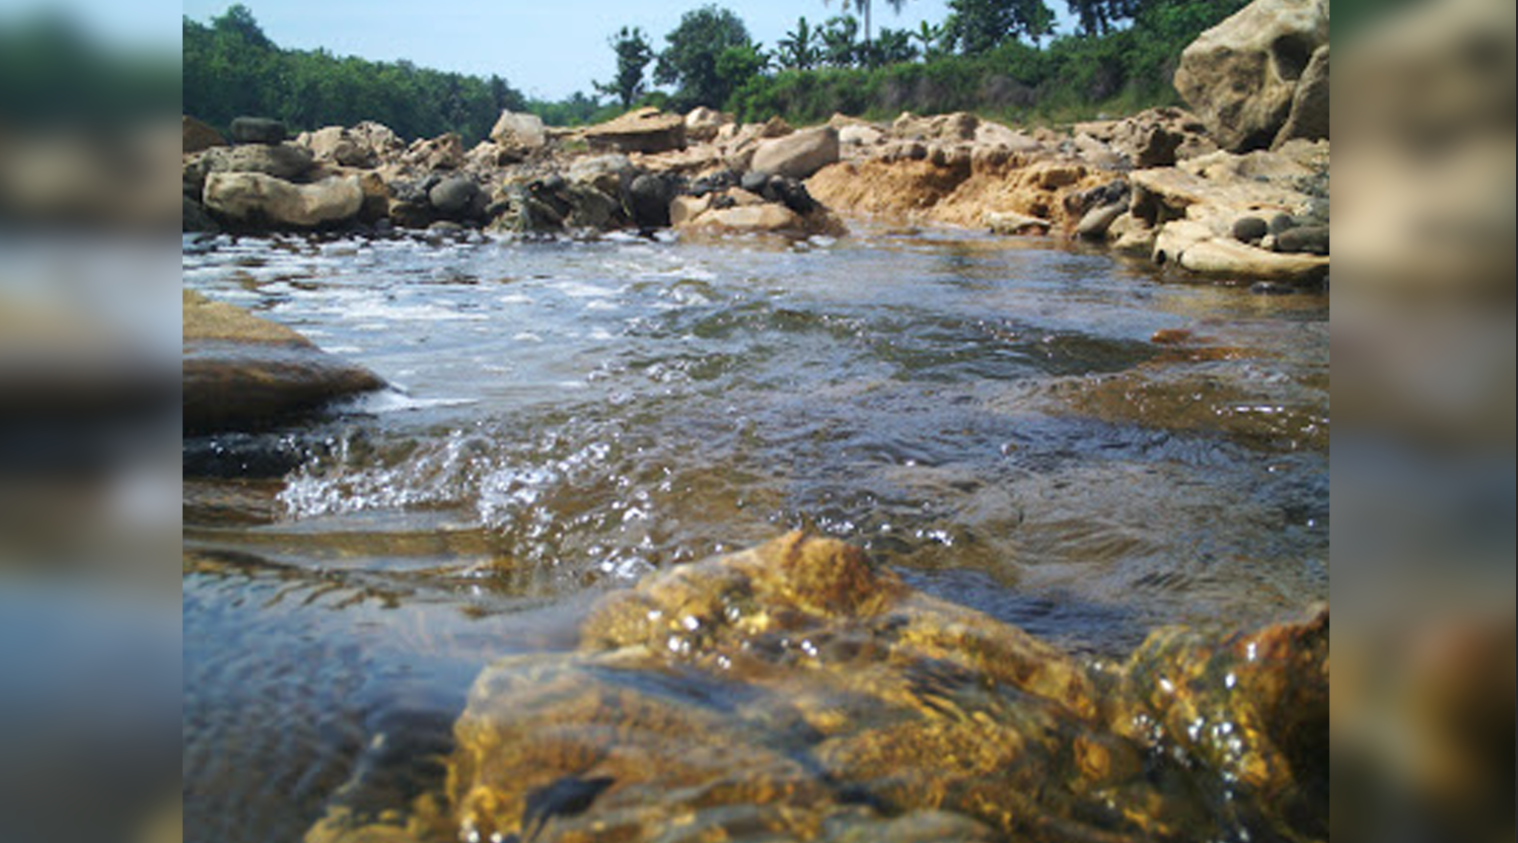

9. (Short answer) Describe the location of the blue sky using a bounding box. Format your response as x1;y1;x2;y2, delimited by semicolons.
178;0;969;101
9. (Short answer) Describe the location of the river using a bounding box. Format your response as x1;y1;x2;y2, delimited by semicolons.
182;225;1328;842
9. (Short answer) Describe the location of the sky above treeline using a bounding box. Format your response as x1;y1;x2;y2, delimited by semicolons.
176;0;1061;101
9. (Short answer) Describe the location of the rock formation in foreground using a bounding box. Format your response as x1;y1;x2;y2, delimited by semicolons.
308;533;1328;843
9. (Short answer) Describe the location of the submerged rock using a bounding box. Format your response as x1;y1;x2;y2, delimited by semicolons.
311;534;1328;843
183;289;384;433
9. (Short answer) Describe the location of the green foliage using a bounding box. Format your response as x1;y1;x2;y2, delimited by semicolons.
595;27;655;110
777;17;821;71
945;0;1055;55
654;5;756;111
183;5;527;142
526;91;618;127
728;0;1247;125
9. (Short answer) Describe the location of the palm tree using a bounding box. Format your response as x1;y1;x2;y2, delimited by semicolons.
909;20;944;60
777;16;820;70
822;0;911;50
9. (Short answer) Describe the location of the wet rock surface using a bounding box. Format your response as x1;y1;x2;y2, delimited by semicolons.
308;534;1328;843
183;289;385;434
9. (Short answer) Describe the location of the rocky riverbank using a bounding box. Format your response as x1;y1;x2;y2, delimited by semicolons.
183;0;1328;285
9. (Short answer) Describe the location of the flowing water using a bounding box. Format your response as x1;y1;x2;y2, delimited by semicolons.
182;225;1328;842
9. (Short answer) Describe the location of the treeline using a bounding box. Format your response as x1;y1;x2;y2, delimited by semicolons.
183;5;528;142
729;0;1252;124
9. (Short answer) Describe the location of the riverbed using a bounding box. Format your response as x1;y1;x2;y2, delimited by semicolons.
182;225;1328;842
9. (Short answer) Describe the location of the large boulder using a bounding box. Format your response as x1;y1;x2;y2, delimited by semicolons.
182;289;384;433
298;126;378;169
1275;44;1329;146
182;116;226;154
1072;107;1216;169
348;121;406;164
489;110;547;158
749;125;841;180
428;176;482;219
229;116;287;145
582;107;687;154
1174;0;1330;152
401;133;465;172
198;143;315;180
202;173;364;229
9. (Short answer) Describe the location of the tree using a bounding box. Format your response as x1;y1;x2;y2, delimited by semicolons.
777;17;821;71
1065;0;1144;35
865;27;919;65
821;0;911;52
210;4;273;50
655;5;757;110
819;14;861;67
909;20;950;60
945;0;1055;54
595;27;655;109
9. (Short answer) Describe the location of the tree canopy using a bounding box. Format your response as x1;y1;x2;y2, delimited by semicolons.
654;5;759;111
182;5;526;142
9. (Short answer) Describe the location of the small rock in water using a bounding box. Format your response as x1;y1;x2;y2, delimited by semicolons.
1250;281;1297;296
1232;216;1269;243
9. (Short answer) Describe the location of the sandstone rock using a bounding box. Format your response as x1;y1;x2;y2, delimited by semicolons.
182;116;226;154
973;122;1046;156
199;143;315;181
583;108;687;154
203;173;364;229
229;116;287;145
684;107;734;143
418;534;1328;843
490;110;547;156
1275;44;1329;146
892;111;979;142
669;193;712;227
1176;236;1330;283
839;123;885;147
1174;0;1330;152
348;122;406;163
986;210;1051;236
402;133;465;172
301;126;377;169
183;289;384;433
567;154;635;195
1073;107;1216;168
749;126;841;180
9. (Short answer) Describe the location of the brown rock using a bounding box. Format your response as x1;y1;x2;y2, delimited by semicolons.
583;107;687;154
750;126;841;179
1174;0;1330;152
182;290;384;433
202;173;364;229
1275;44;1329;147
182;116;226;154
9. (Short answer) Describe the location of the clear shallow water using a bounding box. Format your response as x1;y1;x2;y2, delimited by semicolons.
182;226;1328;842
